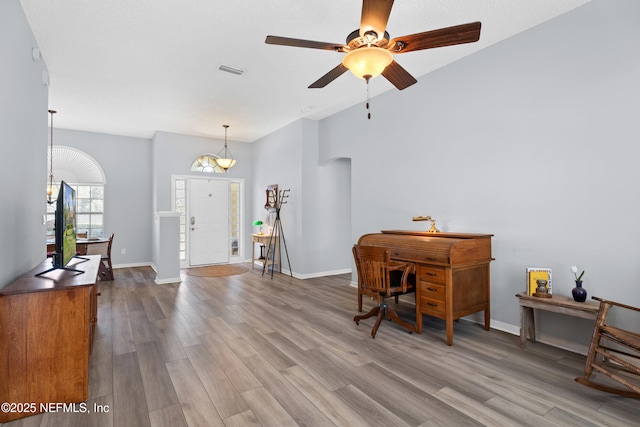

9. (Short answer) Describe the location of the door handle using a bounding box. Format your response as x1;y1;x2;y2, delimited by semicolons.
191;216;195;225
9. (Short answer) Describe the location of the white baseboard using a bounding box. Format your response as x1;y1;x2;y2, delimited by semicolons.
292;268;352;280
155;276;182;285
113;262;152;269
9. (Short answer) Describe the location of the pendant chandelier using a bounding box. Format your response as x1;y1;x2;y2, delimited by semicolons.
215;124;236;172
46;109;57;204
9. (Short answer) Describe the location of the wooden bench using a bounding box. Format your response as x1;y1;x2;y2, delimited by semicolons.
516;292;599;348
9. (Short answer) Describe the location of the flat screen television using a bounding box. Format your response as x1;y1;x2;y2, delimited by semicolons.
37;181;85;276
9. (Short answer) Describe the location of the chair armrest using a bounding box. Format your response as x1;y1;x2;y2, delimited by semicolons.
389;261;415;293
592;296;640;313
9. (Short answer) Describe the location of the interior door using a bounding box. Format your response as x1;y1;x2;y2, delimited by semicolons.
189;179;229;266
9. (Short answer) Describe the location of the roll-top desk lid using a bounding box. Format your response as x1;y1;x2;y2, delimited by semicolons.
358;230;493;266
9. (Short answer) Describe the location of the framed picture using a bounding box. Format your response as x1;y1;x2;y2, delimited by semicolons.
526;267;552;295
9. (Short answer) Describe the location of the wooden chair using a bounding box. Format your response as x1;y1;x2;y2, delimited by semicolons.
86;233;114;281
575;296;640;398
75;232;88;255
352;244;416;338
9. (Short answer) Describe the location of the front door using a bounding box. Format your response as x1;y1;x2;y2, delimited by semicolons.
189;179;229;266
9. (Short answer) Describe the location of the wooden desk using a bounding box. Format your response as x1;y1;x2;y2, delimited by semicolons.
358;230;493;346
516;292;599;348
251;233;280;273
0;256;101;422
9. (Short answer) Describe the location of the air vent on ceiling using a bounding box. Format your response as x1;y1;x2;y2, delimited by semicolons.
218;65;245;76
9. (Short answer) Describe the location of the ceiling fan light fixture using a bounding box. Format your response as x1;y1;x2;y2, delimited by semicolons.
342;47;393;80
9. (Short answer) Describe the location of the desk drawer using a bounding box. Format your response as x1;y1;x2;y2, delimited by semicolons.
419;282;445;301
420;298;445;314
418;266;445;284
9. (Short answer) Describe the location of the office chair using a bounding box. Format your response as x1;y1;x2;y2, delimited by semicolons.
352;244;416;338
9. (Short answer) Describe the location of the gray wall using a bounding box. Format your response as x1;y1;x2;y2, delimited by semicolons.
250;119;352;277
320;0;640;350
250;121;303;274
0;0;49;289
52;129;153;267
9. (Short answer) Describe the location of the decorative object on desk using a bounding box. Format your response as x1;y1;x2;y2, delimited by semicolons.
571;265;587;302
253;220;263;235
533;279;552;298
412;215;440;233
572;281;587;302
214;124;236;172
526;267;552;296
46;109;57;204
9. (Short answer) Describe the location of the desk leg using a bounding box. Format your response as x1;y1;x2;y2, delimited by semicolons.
251;240;255;269
484;308;491;331
445;321;454;346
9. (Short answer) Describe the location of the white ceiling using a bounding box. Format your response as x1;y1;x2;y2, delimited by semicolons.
20;0;591;142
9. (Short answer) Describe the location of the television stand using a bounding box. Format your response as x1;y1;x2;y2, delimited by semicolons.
35;266;84;277
0;255;101;422
34;254;89;277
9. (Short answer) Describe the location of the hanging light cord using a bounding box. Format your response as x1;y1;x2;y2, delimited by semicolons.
223;124;229;157
47;109;56;204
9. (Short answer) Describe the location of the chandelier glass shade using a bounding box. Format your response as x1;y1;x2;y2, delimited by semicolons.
342;46;393;80
215;124;236;171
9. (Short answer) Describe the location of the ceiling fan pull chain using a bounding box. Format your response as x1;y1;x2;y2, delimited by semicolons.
365;76;371;120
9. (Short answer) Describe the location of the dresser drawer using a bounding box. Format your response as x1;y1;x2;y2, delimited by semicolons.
418;266;445;284
420;297;445;314
419;282;445;301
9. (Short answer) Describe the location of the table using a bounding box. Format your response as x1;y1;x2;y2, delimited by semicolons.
47;237;109;255
251;233;280;273
516;292;600;348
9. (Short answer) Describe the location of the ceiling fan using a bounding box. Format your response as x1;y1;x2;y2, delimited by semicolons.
265;0;481;91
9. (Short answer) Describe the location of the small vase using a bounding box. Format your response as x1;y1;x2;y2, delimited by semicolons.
572;280;587;302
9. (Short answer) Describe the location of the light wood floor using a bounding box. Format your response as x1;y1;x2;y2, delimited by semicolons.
3;265;639;427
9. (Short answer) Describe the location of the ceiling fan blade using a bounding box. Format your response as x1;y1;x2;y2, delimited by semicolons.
265;35;346;52
360;0;394;39
381;60;417;90
388;22;481;53
308;64;349;88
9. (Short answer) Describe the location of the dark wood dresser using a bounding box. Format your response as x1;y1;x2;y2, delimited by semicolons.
358;230;493;345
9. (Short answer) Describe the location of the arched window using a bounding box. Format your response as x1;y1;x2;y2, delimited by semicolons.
46;146;106;238
190;154;225;173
